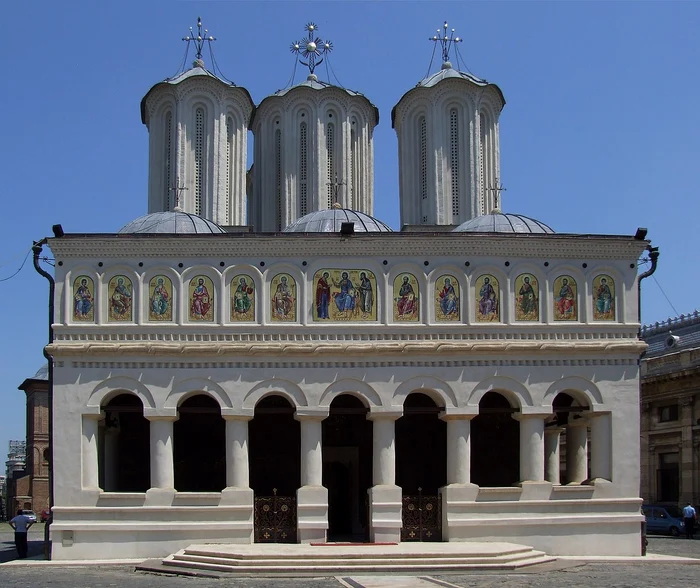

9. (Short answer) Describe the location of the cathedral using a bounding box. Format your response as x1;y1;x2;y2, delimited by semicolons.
44;20;650;561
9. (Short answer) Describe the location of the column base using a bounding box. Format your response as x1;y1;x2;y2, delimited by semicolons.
219;486;254;505
589;477;616;499
440;483;479;541
144;487;176;506
516;480;553;500
368;485;402;543
296;485;328;543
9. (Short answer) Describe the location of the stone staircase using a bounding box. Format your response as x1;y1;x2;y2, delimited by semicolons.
161;542;555;574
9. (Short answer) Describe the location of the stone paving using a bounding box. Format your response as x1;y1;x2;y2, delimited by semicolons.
1;526;699;588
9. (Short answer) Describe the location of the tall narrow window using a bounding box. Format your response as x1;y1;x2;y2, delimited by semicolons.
299;121;308;216
164;111;172;210
350;126;356;208
225;116;233;224
194;107;204;215
275;128;282;231
326;121;335;208
420;115;427;207
449;108;459;218
479;112;486;215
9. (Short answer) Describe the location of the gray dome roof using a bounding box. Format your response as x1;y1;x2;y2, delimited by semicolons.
33;364;49;380
283;207;393;233
453;212;554;234
118;211;226;234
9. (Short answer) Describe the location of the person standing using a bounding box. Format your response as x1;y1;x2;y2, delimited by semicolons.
9;509;33;558
683;502;697;539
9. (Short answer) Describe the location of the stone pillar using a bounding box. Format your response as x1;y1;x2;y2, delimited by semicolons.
368;411;402;543
589;412;612;481
219;415;254;540
295;412;328;543
680;396;695;505
544;427;564;485
439;411;479;541
82;414;101;490
514;413;551;500
145;415;177;506
566;418;589;484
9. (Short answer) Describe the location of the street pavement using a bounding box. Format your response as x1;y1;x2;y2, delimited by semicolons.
1;525;699;587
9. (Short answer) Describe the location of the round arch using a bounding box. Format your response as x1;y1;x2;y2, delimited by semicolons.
542;376;603;411
393;376;457;408
165;378;231;410
242;378;308;411
468;376;533;409
88;376;155;410
320;379;382;409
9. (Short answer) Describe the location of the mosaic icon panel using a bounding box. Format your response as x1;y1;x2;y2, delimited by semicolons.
313;269;377;321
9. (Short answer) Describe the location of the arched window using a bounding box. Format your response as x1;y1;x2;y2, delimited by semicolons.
420;116;427;202
350;126;357;208
275;127;282;230
225;116;233;224
299;121;308;216
194;107;205;215
164;111;173;210
449;108;459;219
326;121;335;208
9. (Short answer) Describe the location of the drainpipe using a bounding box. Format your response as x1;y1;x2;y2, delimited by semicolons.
637;244;660;336
32;238;54;560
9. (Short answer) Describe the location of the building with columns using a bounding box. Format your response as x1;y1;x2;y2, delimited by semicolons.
640;312;700;507
43;20;650;560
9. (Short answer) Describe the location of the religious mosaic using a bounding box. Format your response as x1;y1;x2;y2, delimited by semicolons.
189;276;214;321
434;275;460;321
593;274;615;321
475;274;499;322
393;274;420;321
270;273;296;322
108;275;133;322
73;275;94;322
231;275;255;321
148;275;172;321
515;273;539;321
554;275;577;321
313;269;377;321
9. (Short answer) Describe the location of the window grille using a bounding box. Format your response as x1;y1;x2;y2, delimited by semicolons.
450;109;459;218
326;122;335;207
164;111;172;209
300;121;307;216
420;116;427;202
195;107;204;215
479;113;486;215
350;127;356;207
275;128;282;231
225;116;233;223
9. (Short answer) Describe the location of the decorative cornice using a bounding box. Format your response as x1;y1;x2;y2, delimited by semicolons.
48;233;646;261
47;338;646;358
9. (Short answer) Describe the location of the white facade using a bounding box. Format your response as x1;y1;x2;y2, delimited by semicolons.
47;233;647;559
393;65;505;226
141;68;254;226
250;78;378;231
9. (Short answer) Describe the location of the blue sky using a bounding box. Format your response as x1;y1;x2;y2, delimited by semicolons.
1;1;698;457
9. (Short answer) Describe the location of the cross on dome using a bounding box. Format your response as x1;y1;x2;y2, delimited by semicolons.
290;22;333;76
429;20;462;65
486;177;507;212
182;16;216;66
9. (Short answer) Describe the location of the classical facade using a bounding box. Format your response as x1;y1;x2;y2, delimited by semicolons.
640;312;700;506
43;20;650;560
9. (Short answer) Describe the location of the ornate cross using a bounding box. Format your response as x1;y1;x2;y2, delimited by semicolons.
290;22;333;75
429;21;462;64
169;178;188;211
183;16;216;62
487;178;506;211
327;173;344;207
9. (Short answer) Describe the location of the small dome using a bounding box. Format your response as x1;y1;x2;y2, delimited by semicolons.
283;208;393;233
118;211;226;235
453;212;554;234
33;364;49;381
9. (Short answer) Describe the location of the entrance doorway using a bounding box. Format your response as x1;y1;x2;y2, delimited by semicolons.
250;395;300;543
322;395;372;542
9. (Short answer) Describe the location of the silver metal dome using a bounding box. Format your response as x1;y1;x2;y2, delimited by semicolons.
118;211;226;234
283;208;393;233
453;212;554;234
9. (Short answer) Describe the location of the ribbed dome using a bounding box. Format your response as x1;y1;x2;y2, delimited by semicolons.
118;211;226;234
283;208;393;233
453;212;554;234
